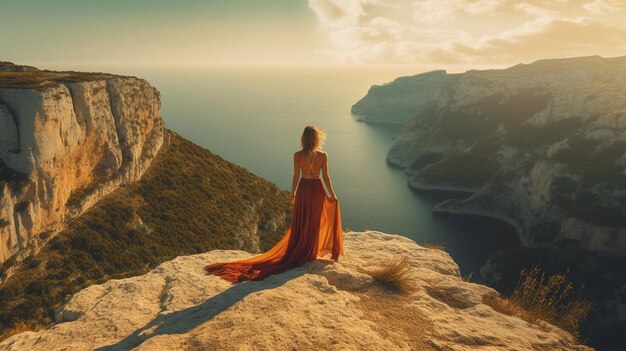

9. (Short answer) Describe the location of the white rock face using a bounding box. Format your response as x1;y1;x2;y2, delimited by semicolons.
352;70;448;124
560;217;626;256
546;138;569;158
0;231;590;351
355;55;626;255
0;77;164;267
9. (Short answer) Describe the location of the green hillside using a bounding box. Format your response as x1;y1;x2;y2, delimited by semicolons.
0;130;292;339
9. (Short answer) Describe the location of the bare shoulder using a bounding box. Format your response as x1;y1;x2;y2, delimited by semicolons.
319;151;328;163
294;150;301;159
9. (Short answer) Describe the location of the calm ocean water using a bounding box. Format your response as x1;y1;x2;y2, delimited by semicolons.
50;64;519;275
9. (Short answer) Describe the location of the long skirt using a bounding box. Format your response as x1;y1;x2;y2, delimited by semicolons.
204;178;343;283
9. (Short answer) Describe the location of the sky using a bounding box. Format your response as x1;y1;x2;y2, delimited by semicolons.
1;0;625;67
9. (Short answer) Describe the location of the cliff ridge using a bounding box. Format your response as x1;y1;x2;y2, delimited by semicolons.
0;63;164;269
0;231;590;351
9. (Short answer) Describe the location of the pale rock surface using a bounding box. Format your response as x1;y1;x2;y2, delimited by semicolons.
0;231;590;351
0;75;164;268
546;138;569;159
560;218;626;256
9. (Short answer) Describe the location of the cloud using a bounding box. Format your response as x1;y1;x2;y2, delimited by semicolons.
438;18;626;63
413;0;505;23
307;0;626;64
307;0;377;29
514;2;558;19
583;0;622;14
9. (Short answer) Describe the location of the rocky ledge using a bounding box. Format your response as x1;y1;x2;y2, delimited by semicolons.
0;231;589;351
0;62;164;267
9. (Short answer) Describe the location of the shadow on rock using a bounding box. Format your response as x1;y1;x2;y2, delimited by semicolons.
94;263;318;351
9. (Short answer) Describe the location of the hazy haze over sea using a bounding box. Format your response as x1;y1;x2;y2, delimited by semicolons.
45;63;519;275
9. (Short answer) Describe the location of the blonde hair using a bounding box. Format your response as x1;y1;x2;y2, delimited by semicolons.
300;125;326;156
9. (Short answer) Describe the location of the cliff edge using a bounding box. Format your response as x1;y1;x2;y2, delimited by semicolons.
353;55;626;256
0;231;589;351
0;62;164;267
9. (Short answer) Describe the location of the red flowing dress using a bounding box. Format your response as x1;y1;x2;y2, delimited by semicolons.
204;152;343;283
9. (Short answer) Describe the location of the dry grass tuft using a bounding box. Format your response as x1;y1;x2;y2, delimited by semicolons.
359;257;415;294
421;242;445;251
462;272;473;282
483;265;592;339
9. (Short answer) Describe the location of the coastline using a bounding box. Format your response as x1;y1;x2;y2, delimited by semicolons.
408;174;527;246
408;177;480;195
432;200;527;246
352;116;405;127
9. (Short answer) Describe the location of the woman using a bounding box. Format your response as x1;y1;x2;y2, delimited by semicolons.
205;125;343;283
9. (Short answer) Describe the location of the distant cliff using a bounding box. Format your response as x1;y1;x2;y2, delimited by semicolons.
0;231;590;351
0;62;164;267
353;55;626;349
353;55;626;256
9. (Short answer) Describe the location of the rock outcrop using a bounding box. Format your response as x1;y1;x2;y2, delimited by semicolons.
352;55;626;256
352;70;448;124
0;231;590;351
352;55;626;349
0;63;164;267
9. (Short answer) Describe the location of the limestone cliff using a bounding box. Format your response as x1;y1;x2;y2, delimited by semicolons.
0;129;293;340
0;231;590;351
353;55;626;256
352;55;626;349
0;62;164;267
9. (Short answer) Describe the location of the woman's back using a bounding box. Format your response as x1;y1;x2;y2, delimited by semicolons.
296;150;325;178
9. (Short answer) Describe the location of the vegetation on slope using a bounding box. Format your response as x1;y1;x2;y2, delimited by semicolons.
483;265;591;339
0;130;292;340
418;153;499;189
0;61;131;89
359;257;416;294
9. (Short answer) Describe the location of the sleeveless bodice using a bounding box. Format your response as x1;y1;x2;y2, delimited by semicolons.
301;151;320;179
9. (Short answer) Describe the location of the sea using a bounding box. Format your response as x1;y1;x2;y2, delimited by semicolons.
46;63;520;275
